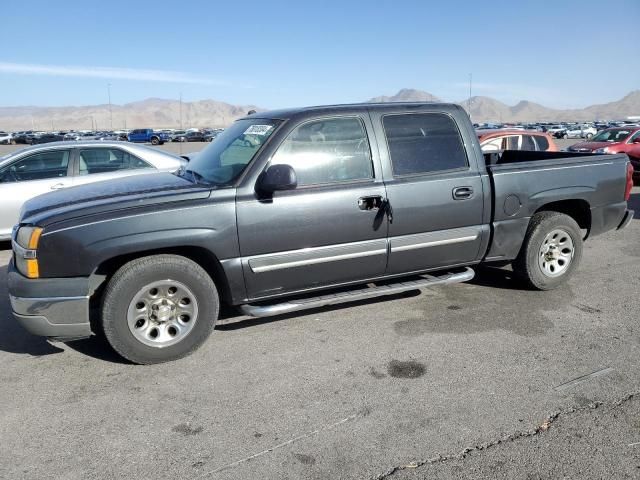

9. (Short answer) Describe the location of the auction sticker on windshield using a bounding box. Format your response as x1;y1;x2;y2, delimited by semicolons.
244;125;274;136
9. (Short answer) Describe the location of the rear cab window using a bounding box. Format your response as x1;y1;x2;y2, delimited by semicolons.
382;113;469;175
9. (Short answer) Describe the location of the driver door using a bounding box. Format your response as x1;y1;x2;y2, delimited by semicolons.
0;149;72;238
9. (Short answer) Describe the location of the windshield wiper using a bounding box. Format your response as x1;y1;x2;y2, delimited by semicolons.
178;168;211;186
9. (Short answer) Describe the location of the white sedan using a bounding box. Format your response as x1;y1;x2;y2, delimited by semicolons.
0;141;186;240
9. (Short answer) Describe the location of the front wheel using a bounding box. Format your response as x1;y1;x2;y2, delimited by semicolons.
101;254;219;364
150;137;159;145
512;212;583;290
563;134;568;139
586;133;593;139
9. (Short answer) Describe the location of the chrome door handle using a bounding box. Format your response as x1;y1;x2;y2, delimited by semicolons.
358;195;384;211
453;186;474;200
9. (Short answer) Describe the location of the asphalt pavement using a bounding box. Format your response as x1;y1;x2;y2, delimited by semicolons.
0;168;638;479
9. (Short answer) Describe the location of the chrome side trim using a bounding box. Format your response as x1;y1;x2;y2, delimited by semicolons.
240;267;475;317
390;226;480;254
10;294;89;325
247;238;388;274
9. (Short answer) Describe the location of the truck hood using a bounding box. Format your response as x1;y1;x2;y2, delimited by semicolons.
21;172;211;227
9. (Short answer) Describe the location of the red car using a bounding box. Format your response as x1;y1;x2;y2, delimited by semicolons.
625;142;640;183
476;129;558;152
567;127;640;155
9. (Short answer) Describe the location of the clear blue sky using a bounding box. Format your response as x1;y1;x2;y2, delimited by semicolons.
1;0;638;109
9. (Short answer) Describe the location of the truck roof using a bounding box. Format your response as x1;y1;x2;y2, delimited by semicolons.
244;102;462;121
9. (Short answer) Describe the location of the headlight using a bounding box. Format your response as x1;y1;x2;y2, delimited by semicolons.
594;147;609;154
13;226;43;278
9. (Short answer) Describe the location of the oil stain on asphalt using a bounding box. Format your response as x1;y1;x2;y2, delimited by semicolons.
392;269;566;337
387;360;426;379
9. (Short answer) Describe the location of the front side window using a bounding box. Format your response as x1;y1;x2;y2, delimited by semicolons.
383;113;468;176
0;150;69;182
78;148;151;174
269;117;373;186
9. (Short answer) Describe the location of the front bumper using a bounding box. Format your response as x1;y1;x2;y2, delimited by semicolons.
7;260;93;340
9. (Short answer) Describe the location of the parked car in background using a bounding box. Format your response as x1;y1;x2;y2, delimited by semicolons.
0;131;14;144
546;125;566;137
172;130;214;142
11;131;35;144
567;127;640;154
476;129;558;152
169;130;188;142
127;129;170;145
0;141;186;240
559;125;597;139
30;133;65;144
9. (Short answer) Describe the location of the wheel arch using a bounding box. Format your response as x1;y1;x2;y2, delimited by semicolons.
534;199;591;236
90;246;234;313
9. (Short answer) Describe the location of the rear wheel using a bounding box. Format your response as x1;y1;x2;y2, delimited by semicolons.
586;133;593;139
101;254;219;364
513;212;583;290
563;133;568;139
150;136;159;145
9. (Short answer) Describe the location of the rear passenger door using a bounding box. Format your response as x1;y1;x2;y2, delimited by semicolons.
372;111;486;275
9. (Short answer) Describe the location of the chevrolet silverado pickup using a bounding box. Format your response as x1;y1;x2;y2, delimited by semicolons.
8;103;634;364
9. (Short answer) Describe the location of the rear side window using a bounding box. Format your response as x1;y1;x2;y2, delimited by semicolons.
383;113;468;175
270;116;373;186
78;148;152;175
534;135;549;151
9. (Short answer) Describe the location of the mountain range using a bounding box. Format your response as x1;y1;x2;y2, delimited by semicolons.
1;89;638;131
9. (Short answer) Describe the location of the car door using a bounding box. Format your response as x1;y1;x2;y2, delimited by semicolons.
371;109;487;275
0;148;72;238
236;114;388;300
71;146;155;186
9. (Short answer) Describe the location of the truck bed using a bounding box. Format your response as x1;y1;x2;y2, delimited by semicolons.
482;151;630;262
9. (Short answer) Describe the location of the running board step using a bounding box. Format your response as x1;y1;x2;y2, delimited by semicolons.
240;267;475;318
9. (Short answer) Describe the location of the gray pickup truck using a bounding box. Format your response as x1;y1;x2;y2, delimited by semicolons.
8;103;634;364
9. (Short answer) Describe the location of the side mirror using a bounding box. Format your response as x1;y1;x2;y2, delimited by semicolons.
632;137;640;144
259;164;297;193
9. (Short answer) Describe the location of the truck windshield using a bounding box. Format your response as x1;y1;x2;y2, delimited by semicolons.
181;118;280;186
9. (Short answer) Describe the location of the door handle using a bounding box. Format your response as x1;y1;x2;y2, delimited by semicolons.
452;186;474;200
50;183;66;190
358;195;384;211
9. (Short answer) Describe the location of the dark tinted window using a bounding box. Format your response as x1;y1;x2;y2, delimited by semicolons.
78;148;152;174
505;136;520;150
270;117;373;186
534;135;549;151
383;113;468;175
0;150;69;182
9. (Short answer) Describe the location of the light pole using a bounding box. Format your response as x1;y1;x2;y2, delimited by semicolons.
107;83;113;130
468;73;473;120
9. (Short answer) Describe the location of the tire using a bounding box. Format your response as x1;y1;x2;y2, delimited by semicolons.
563;134;568;139
586;133;593;139
150;137;159;145
101;254;219;364
513;212;583;290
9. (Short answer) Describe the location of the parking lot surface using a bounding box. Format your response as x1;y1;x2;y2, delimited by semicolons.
0;155;638;479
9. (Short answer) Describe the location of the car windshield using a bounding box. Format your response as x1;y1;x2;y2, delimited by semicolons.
591;129;632;142
180;118;280;186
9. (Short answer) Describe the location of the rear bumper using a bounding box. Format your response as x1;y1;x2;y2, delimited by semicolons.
7;261;93;340
617;209;634;230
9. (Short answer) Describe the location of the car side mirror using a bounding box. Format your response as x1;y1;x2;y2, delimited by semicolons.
259;164;297;193
633;137;640;144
